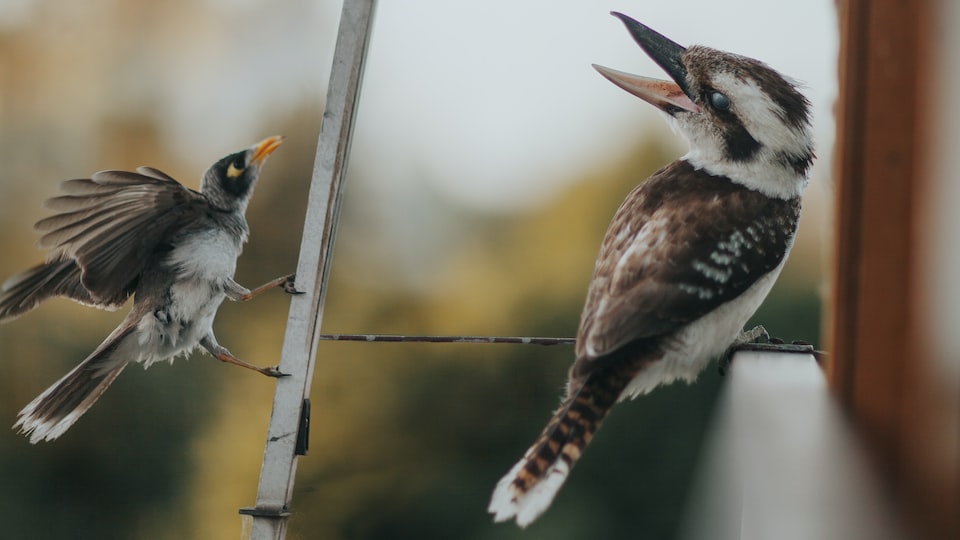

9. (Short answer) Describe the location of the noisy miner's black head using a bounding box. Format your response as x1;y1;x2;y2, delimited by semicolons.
201;135;283;211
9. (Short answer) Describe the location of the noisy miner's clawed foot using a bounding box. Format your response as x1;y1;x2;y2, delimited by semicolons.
282;273;305;295
261;364;290;378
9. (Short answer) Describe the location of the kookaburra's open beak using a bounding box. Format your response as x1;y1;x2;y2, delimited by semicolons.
250;135;284;166
593;12;701;114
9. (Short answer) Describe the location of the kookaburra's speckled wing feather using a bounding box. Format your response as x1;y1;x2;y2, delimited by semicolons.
574;160;801;371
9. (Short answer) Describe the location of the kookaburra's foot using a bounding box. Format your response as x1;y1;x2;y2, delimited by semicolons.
718;325;822;375
738;324;770;346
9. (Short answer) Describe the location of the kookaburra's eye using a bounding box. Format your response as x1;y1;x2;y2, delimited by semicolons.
709;91;731;111
226;158;245;179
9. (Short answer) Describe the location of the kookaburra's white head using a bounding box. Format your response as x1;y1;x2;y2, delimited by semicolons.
594;12;814;200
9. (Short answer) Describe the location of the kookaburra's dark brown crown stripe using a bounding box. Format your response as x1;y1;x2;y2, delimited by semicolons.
0;136;298;443
489;12;814;527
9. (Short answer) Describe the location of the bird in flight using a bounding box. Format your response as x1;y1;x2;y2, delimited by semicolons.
0;136;301;443
489;12;814;527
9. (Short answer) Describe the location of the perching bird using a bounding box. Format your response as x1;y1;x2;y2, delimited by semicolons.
489;13;814;527
0;136;299;444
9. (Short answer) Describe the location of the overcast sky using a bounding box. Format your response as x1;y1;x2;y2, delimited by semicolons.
0;1;837;212
352;1;838;210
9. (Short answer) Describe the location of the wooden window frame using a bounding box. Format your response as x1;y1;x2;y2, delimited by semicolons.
832;1;958;538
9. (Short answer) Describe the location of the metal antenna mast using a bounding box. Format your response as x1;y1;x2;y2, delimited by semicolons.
240;2;377;538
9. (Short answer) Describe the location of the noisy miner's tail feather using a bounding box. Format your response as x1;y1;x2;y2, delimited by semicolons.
14;324;135;443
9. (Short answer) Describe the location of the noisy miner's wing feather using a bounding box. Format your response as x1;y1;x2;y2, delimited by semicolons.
0;258;107;321
135;166;179;183
34;169;207;303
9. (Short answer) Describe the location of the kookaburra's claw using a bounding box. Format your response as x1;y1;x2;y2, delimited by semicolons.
736;325;770;346
718;325;769;375
718;326;821;375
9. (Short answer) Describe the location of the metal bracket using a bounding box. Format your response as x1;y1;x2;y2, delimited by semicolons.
295;398;310;456
238;506;291;518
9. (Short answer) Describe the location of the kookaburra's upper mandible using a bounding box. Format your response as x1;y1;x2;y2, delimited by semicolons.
489;12;814;527
0;136;301;444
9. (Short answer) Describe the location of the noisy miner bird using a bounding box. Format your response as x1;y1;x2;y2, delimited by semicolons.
0;135;300;443
489;13;814;526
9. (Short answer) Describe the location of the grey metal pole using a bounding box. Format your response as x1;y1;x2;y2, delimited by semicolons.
240;1;377;538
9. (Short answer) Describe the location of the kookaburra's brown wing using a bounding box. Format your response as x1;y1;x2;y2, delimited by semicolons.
574;160;800;370
0;168;206;320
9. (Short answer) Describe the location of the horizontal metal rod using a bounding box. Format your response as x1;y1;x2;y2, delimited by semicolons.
316;333;576;346
314;335;826;359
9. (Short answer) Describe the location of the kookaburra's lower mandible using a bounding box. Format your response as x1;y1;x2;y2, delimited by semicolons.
0;136;301;444
489;12;814;527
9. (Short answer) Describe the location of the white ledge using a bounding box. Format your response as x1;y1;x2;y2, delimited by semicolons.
680;351;911;540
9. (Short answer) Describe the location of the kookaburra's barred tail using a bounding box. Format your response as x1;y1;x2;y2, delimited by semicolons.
14;325;133;443
489;352;646;527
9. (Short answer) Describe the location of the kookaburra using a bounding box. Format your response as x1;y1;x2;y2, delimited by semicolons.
489;12;814;526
